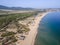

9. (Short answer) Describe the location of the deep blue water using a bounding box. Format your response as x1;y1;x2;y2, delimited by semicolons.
35;12;60;45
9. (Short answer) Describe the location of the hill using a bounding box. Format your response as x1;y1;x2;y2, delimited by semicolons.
0;5;34;10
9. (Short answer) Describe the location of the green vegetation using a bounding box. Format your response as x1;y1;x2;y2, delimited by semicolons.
11;36;17;42
1;32;16;37
0;12;37;30
2;35;17;45
17;23;30;33
0;12;38;45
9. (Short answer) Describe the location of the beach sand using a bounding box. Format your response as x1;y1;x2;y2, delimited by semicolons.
16;12;48;45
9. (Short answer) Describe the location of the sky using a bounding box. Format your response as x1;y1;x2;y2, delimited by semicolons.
0;0;60;8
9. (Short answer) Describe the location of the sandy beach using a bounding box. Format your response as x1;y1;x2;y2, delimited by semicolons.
16;12;48;45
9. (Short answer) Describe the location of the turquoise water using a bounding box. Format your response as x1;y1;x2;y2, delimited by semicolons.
35;12;60;45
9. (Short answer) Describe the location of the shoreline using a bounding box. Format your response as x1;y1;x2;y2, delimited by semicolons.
32;12;48;45
17;12;48;45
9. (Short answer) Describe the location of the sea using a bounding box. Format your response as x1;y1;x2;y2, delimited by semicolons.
35;12;60;45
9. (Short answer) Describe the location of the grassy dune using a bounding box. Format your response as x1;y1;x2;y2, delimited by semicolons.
0;12;37;29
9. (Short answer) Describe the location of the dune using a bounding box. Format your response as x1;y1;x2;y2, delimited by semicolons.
16;12;48;45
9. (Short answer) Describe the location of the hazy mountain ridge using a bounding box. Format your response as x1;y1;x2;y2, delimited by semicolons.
0;5;35;10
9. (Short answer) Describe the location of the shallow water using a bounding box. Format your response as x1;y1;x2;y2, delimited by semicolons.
35;12;60;45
